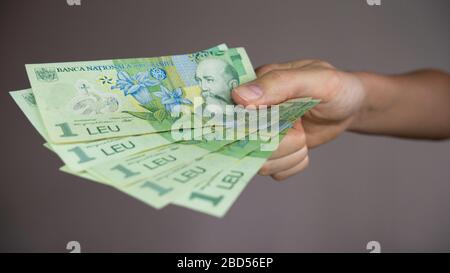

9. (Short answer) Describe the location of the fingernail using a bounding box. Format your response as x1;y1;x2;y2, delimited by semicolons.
234;85;263;101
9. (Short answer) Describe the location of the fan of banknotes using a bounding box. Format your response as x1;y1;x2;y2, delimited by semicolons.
10;44;319;217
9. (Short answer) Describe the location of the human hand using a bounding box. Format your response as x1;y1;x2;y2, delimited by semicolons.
231;60;366;180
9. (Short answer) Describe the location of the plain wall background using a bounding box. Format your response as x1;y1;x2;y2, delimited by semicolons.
0;0;449;252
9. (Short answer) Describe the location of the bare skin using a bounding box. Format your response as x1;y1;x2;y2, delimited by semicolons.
231;60;450;181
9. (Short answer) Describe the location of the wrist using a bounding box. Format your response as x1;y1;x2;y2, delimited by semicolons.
347;71;371;131
347;71;399;133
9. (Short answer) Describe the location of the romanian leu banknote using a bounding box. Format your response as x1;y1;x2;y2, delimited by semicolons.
167;100;319;216
61;101;317;216
70;99;318;214
26;44;258;144
10;89;318;172
173;149;275;217
84;97;320;187
171;100;322;217
10;89;178;172
12;43;322;217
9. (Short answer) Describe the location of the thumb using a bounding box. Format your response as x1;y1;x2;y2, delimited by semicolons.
231;68;327;106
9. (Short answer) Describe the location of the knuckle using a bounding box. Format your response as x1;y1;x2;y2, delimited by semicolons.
257;64;280;75
259;164;271;176
308;59;324;65
322;69;344;93
272;173;286;181
298;146;309;159
260;69;298;102
316;60;336;69
303;156;310;168
264;70;289;83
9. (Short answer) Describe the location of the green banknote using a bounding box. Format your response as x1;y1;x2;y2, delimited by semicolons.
58;99;316;216
172;149;273;217
81;98;318;212
115;136;265;209
58;132;280;214
10;89;178;172
58;137;263;209
87;134;236;187
12;44;322;217
171;100;321;217
10;87;318;174
85;97;319;185
26;45;257;144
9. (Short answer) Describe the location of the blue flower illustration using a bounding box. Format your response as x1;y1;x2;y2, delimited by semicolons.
154;86;192;116
112;71;159;105
150;67;167;80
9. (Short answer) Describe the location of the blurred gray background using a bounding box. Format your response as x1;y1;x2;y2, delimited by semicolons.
0;0;449;252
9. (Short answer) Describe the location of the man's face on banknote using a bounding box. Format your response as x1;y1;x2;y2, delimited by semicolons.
195;57;239;107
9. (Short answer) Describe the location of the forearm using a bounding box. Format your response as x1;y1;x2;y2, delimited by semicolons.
349;69;450;140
